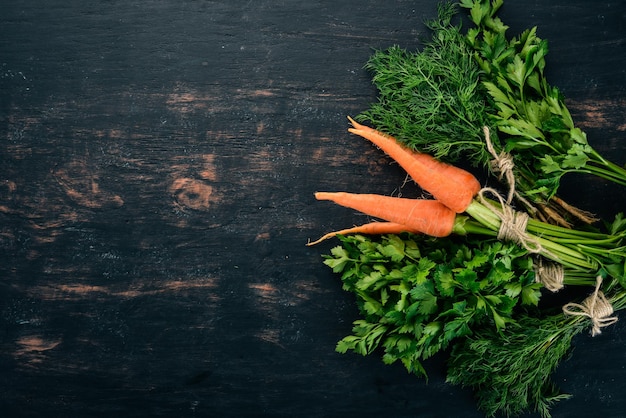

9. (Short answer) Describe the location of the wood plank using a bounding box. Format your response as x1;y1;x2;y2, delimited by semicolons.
1;1;625;416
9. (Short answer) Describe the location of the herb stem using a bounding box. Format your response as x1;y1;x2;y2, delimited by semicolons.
464;200;600;271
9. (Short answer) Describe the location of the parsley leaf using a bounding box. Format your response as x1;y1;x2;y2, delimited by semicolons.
324;234;542;379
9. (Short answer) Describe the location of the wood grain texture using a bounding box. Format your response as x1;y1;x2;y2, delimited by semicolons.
1;1;625;417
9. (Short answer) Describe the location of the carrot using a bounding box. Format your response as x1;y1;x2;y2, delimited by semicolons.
314;192;456;237
307;221;410;246
347;116;480;213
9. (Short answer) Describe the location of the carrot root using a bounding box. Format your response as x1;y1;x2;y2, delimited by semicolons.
307;221;411;246
347;116;480;213
315;191;456;238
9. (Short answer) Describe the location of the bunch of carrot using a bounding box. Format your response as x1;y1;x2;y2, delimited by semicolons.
308;117;475;243
310;117;624;279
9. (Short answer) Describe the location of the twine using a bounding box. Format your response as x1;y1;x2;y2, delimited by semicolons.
483;126;535;212
483;126;516;204
533;257;564;292
477;187;543;254
563;276;618;336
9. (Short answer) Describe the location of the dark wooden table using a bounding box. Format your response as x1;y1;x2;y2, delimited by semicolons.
1;1;625;417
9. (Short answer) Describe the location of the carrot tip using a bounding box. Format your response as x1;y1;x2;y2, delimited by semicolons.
306;232;336;246
314;191;335;201
347;115;364;130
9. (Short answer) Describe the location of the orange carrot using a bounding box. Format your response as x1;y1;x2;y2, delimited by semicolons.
307;221;410;246
314;192;456;237
347;116;480;213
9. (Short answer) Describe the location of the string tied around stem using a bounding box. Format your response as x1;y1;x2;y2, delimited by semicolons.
477;187;544;254
563;276;618;336
477;179;570;293
479;127;567;286
533;257;564;292
483;126;534;211
484;126;516;205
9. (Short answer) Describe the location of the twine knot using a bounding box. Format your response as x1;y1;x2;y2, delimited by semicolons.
534;257;564;292
478;188;543;254
563;277;618;336
484;126;516;204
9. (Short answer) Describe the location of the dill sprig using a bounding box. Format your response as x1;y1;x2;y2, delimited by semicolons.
447;287;626;418
359;2;494;165
447;312;585;418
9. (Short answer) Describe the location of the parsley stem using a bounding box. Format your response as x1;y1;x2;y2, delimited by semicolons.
464;200;600;271
581;159;626;187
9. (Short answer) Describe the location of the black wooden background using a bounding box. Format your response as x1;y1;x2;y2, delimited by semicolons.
1;1;625;417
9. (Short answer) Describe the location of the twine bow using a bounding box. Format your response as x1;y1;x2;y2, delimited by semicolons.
562;277;618;336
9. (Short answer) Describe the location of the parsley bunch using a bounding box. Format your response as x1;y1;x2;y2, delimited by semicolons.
323;231;626;417
462;0;626;200
323;233;600;378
